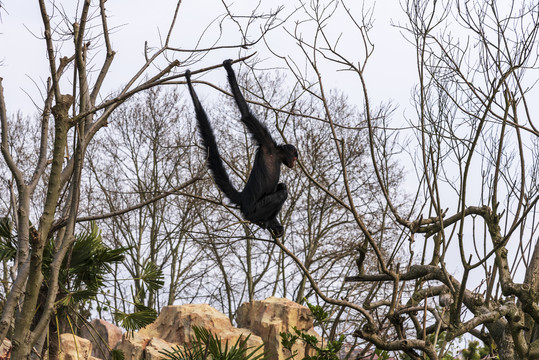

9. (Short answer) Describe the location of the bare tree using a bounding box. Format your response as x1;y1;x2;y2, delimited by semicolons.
173;61;406;338
0;0;279;358
258;0;539;359
5;1;537;359
85;87;207;311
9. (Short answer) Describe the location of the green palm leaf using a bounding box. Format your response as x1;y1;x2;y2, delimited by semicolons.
57;289;98;307
114;302;157;333
140;260;164;292
65;222;126;290
160;326;268;360
111;349;125;360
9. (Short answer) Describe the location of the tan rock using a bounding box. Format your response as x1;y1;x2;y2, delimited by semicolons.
80;319;122;360
115;333;176;360
141;304;263;351
237;297;320;360
144;338;177;360
115;304;264;360
59;333;101;360
114;332;149;360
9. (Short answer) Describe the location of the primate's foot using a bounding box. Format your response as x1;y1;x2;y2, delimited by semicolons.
269;227;284;238
266;219;284;238
251;219;284;238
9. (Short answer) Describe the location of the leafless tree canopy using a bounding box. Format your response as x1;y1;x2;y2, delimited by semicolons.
0;0;538;359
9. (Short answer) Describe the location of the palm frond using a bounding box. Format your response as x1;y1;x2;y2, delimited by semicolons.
160;326;268;360
160;344;205;360
111;349;125;360
140;260;165;292
66;222;126;290
0;217;13;239
114;302;157;333
57;289;98;307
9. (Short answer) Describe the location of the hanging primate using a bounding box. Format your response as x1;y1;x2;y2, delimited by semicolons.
185;60;298;237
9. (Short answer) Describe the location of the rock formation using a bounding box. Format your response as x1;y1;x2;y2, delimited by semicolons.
80;319;122;360
115;304;264;359
59;334;100;360
116;331;176;360
237;297;320;359
64;297;321;360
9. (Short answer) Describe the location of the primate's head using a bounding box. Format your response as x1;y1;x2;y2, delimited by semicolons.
280;144;298;169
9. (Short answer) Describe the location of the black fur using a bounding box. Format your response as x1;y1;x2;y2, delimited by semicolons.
185;60;298;237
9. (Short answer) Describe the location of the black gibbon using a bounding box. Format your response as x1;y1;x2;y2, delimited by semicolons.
185;60;298;237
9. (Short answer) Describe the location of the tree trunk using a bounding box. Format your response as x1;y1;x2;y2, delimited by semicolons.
10;95;72;359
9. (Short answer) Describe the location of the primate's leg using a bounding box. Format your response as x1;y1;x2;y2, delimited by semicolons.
264;184;287;219
262;185;287;237
243;185;288;236
245;185;288;222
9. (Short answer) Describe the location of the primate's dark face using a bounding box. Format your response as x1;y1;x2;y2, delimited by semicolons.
281;144;298;168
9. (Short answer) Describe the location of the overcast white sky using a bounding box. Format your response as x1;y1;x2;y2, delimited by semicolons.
0;0;416;117
0;0;449;279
